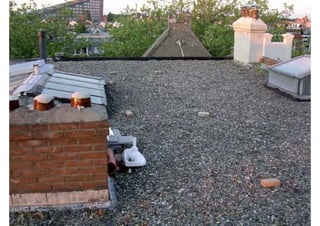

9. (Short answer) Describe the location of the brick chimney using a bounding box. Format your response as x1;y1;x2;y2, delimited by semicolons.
10;101;110;207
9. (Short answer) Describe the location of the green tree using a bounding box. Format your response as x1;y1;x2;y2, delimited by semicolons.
38;6;83;57
102;3;166;57
10;0;298;59
9;0;41;59
202;24;234;57
107;12;115;22
192;0;239;39
164;0;194;14
73;22;86;33
10;0;90;59
191;0;240;57
192;0;295;57
256;1;293;38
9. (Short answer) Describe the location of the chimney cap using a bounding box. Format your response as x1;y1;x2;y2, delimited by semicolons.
34;94;54;111
71;91;91;108
71;91;90;99
34;93;54;104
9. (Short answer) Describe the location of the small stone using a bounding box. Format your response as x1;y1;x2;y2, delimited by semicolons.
107;80;114;86
97;209;105;216
260;178;281;188
109;71;118;75
125;110;134;117
198;111;210;117
153;70;163;75
38;212;45;220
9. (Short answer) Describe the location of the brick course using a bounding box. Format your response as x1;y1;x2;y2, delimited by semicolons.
10;120;109;194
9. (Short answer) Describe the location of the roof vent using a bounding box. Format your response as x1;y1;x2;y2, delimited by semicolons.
33;64;39;75
266;55;310;100
71;92;91;108
34;94;54;111
10;96;19;111
241;5;259;19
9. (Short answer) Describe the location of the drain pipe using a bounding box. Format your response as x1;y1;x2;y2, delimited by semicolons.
107;148;117;176
38;29;47;63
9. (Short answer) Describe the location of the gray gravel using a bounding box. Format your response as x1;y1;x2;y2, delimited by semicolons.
10;60;311;225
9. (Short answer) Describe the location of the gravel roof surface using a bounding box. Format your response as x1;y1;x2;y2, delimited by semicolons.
10;60;311;225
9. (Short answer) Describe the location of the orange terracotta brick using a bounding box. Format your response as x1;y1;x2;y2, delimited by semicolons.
260;178;281;188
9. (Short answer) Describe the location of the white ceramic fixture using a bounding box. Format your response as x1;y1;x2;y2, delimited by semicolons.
122;137;146;167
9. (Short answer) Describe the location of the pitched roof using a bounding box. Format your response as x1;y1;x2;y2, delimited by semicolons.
143;19;211;57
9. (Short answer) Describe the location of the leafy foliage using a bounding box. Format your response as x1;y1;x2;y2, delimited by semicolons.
292;38;310;58
191;0;240;57
192;0;240;39
9;0;89;59
103;17;165;57
10;0;304;59
9;1;41;59
202;24;234;57
73;23;86;33
102;3;166;57
38;8;76;57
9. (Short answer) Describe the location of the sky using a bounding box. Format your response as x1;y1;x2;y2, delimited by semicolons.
15;0;312;18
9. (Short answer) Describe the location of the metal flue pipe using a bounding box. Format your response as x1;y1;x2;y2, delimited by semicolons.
38;29;47;63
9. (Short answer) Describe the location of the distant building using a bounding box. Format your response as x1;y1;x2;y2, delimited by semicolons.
35;0;104;23
75;26;110;56
295;16;311;29
284;16;311;38
284;16;311;52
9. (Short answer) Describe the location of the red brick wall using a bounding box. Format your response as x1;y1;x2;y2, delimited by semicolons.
10;120;109;194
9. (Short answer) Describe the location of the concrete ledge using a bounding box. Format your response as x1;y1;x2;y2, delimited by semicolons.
10;189;108;208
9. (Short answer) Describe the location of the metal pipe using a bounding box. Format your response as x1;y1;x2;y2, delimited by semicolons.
176;40;185;57
107;148;117;175
38;29;47;63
